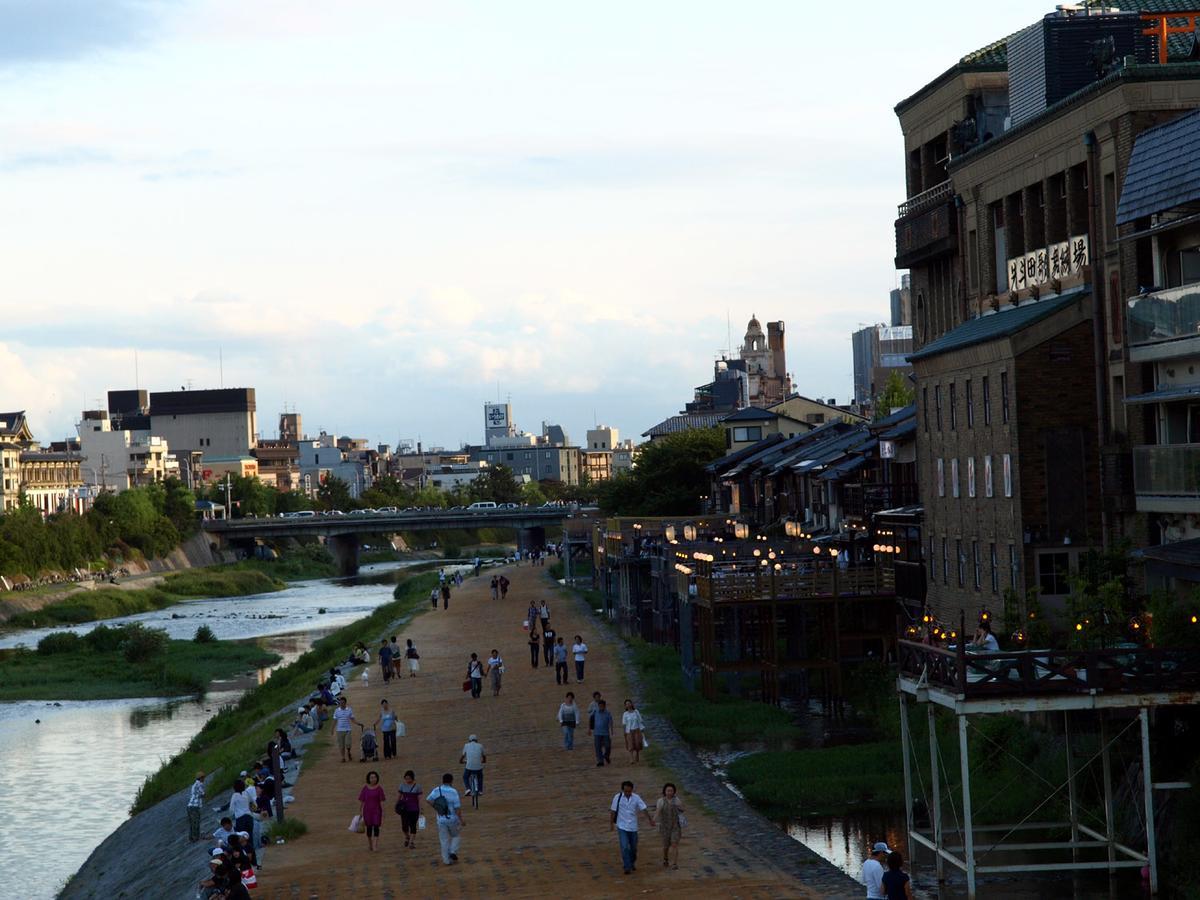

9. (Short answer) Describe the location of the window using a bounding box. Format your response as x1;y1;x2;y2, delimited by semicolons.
949;383;957;430
966;379;974;428
967;457;976;498
957;539;965;586
942;538;949;584
972;541;981;590
951;458;960;498
1009;545;1019;589
984;455;994;498
923;387;929;432
982;375;991;425
1002;453;1012;497
929;536;936;569
1037;552;1071;597
506;452;514;461
1000;371;1010;423
733;426;763;442
936;458;945;497
969;229;980;291
524;452;532;460
990;543;999;592
935;386;943;430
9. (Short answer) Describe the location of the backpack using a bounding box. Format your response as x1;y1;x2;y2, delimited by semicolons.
430;789;450;816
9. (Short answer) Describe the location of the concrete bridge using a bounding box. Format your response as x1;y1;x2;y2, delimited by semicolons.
202;507;573;575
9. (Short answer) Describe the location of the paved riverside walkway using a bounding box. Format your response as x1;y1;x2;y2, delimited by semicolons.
259;564;845;899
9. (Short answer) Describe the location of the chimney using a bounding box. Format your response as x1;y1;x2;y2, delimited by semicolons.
767;321;786;379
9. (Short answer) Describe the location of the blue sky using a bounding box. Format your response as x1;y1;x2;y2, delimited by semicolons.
1;0;1054;449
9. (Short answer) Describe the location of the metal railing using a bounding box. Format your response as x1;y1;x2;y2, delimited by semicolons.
1127;283;1200;346
898;640;1200;697
695;561;895;606
1133;444;1200;497
897;179;952;219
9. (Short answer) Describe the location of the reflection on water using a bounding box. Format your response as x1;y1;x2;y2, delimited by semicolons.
0;562;437;900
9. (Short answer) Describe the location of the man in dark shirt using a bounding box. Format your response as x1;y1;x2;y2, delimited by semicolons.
592;699;614;767
379;639;394;682
542;626;556;667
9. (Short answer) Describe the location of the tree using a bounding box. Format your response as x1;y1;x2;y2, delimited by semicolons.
471;465;522;504
874;371;915;421
595;427;725;516
521;481;547;506
317;475;353;511
161;477;197;535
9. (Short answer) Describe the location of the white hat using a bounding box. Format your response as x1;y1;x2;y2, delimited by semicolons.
872;842;891;855
237;831;250;838
468;733;477;741
211;848;226;857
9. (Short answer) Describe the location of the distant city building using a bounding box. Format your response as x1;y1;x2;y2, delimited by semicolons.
0;411;34;512
470;444;580;485
852;324;914;409
76;409;176;491
740;316;792;407
890;273;912;327
484;403;515;446
612;440;636;475
541;423;570;446
145;388;258;460
427;461;489;490
0;411;90;515
298;432;373;498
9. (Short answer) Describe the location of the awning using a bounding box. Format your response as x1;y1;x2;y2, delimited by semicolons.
1124;384;1200;405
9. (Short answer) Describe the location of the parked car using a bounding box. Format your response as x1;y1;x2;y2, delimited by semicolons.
468;501;498;511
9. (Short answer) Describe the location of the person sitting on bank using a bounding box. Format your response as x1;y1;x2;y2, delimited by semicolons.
968;620;999;652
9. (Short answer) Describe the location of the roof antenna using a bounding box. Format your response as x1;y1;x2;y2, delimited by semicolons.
134;350;140;391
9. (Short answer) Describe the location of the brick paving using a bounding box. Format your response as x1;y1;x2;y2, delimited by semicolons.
259;564;849;898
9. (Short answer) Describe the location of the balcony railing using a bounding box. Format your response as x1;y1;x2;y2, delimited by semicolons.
1127;283;1200;347
1133;444;1200;497
842;482;919;519
897;179;952;219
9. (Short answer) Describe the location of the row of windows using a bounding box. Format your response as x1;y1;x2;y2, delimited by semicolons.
930;536;1019;593
935;454;1012;499
924;373;1009;432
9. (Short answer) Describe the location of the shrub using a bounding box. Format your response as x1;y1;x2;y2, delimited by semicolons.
84;624;126;653
37;631;84;656
271;817;308;841
122;624;169;663
193;625;217;644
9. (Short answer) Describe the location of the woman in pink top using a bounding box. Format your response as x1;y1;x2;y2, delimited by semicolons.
358;770;386;851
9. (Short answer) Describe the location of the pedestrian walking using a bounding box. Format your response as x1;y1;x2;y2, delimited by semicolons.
553;636;569;684
333;695;360;763
455;570;463;587
592;699;614;766
467;653;484;699
499;575;510;599
428;774;464;865
379;639;393;683
557;691;579;750
622;699;646;764
538;600;550;630
862;841;891;900
396;770;422;850
490;576;499;600
587;691;602;735
405;639;420;676
358;770;386;852
655;783;684;869
187;771;205;842
390;635;404;680
430;587;439;609
486;649;504;696
460;734;487;796
526;601;539;630
610;780;655;875
881;850;915;900
441;582;451;609
542;625;556;666
572;634;589;683
473;556;481;577
528;628;541;668
377;699;398;760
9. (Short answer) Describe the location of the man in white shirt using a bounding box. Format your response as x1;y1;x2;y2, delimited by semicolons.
427;773;464;865
572;635;589;683
332;696;359;763
861;841;890;899
609;780;655;875
460;734;487;796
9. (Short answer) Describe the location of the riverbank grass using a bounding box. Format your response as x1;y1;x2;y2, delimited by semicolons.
4;570;284;629
131;570;439;814
0;627;280;701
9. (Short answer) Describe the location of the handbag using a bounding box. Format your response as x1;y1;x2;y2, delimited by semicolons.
430;791;450;816
348;814;362;833
394;799;403;815
417;814;427;831
462;679;472;692
396;721;406;737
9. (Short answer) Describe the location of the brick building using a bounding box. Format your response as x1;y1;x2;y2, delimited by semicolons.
894;2;1200;620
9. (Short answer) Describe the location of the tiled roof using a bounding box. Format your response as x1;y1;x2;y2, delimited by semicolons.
872;404;916;429
1117;108;1200;224
722;406;779;422
908;286;1089;363
641;413;725;438
0;411;28;437
960;34;1011;68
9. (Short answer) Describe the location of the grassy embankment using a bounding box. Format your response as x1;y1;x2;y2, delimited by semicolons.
0;624;280;701
131;570;439;814
4;569;285;629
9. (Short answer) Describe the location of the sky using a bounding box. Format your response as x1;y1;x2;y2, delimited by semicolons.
1;0;1055;450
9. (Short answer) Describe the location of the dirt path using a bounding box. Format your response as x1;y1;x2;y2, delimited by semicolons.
259;564;812;898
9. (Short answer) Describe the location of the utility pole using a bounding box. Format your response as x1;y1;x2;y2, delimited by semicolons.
223;473;232;519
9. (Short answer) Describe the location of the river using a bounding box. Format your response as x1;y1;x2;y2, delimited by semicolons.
0;562;434;900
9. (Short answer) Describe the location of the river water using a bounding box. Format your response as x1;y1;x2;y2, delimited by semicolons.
0;563;431;900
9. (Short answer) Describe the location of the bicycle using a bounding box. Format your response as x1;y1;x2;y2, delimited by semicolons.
466;770;481;809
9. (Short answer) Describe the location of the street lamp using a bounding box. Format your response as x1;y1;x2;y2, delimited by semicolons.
733;521;749;540
664;525;676;543
683;523;697;542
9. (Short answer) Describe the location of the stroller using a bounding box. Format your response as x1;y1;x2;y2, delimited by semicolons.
360;725;379;762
